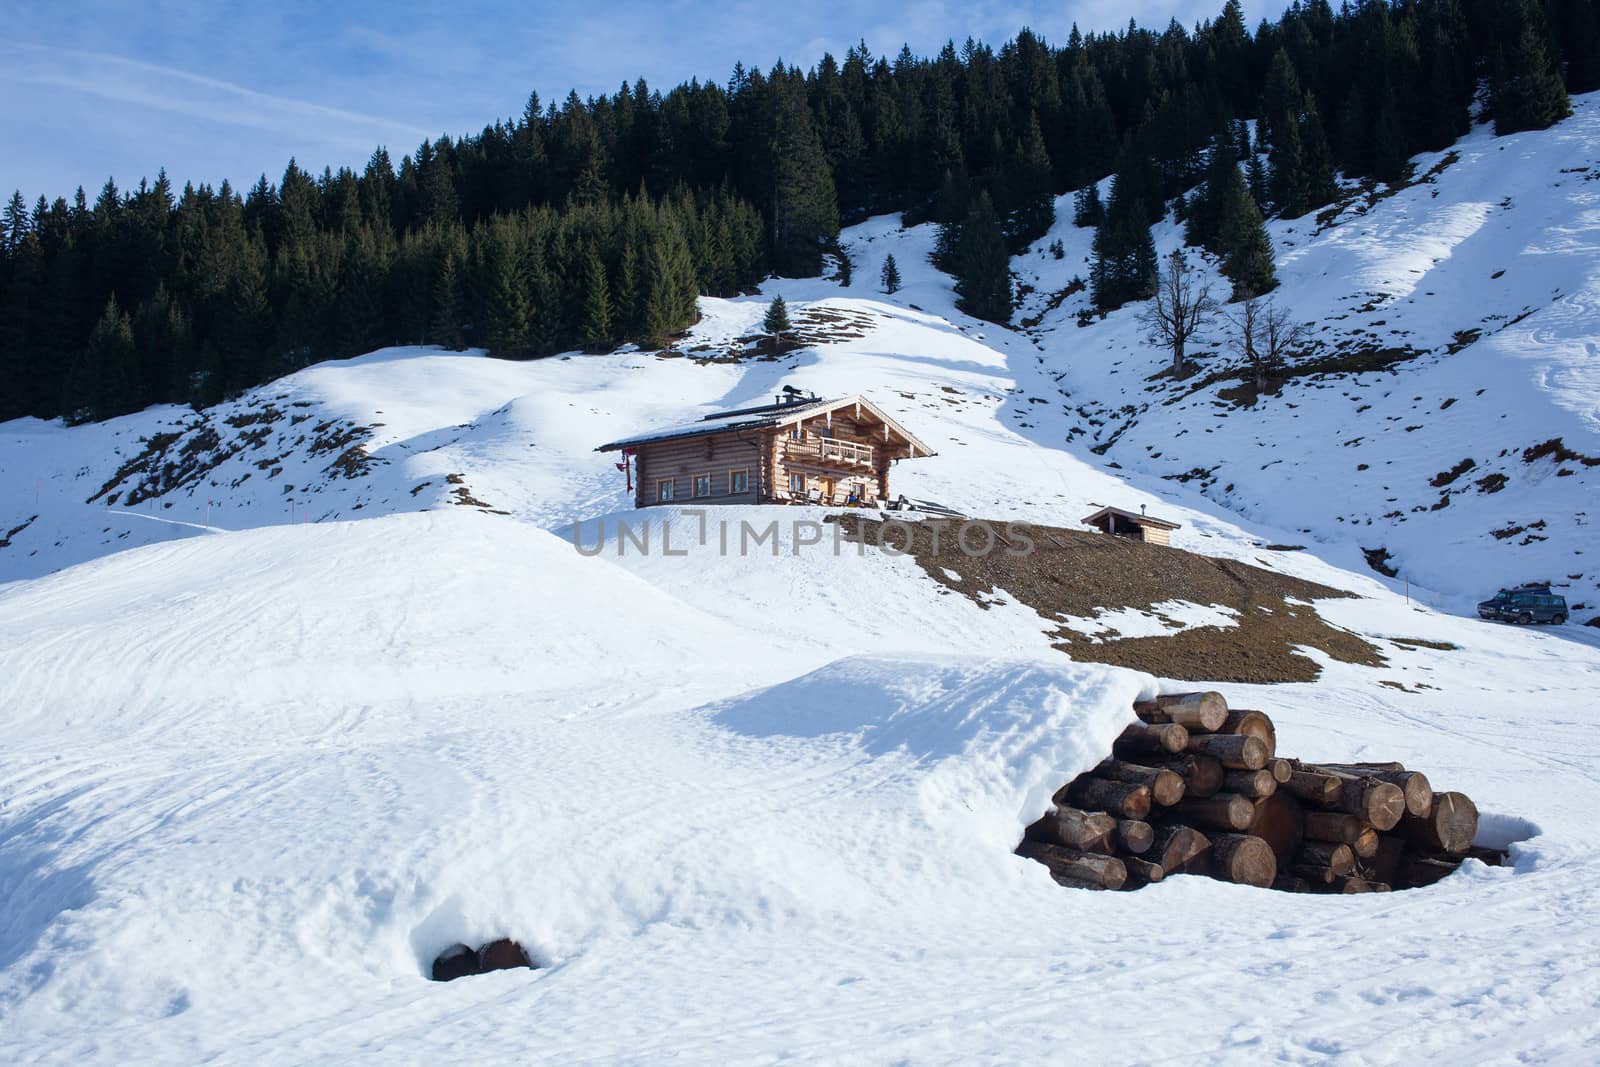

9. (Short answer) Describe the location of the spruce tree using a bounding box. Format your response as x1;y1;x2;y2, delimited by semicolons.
1072;183;1104;227
1221;192;1276;299
1268;118;1306;217
481;227;533;356
2;191;28;254
65;297;135;423
1370;96;1411;185
131;285;193;405
1338;89;1370;178
769;73;840;276
954;192;1013;323
880;253;902;294
1298;101;1339;213
1549;0;1600;93
1008;112;1056;245
580;245;613;350
430;240;466;349
1092;172;1157;312
1257;49;1303;153
1186;138;1243;255
763;293;791;346
0;239;39;420
1247;150;1270;210
336;227;389;358
1494;2;1573;135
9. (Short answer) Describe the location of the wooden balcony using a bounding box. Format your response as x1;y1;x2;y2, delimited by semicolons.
781;436;876;468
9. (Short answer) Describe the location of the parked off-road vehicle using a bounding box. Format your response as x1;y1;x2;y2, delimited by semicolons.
1477;583;1568;625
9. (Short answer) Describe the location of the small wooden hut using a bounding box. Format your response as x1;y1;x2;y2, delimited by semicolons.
1082;505;1180;547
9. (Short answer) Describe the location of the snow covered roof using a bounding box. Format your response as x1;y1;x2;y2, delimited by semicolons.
1081;505;1181;531
597;393;934;456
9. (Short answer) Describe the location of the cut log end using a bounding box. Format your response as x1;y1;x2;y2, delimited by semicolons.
1400;791;1478;854
1117;819;1155;855
1209;834;1278;888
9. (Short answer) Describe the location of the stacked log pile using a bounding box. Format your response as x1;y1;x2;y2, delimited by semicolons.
1018;691;1504;893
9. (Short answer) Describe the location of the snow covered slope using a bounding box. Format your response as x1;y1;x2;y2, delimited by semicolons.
2;94;1600;1065
1006;92;1600;615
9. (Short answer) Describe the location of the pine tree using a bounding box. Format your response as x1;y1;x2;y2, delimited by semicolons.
1092;170;1157;313
1186;138;1243;255
880;253;902;294
1257;49;1303;153
1338;88;1370;179
768;74;840;276
0;235;41;419
65;296;135;423
1494;2;1573;135
1221;191;1276;299
131;285;193;405
333;226;387;358
1268;117;1306;217
580;245;613;350
1298;101;1339;212
1247;150;1270;210
2;191;28;255
1370;95;1411;185
762;293;791;346
1007;111;1056;245
1549;0;1600;93
481;227;533;356
430;238;466;349
1072;183;1105;227
954;192;1013;323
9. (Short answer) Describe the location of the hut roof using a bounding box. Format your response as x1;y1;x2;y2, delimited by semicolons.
1081;505;1181;531
596;393;934;456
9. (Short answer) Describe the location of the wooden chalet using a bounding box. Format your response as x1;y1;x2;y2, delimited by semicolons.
1082;505;1181;547
597;389;933;508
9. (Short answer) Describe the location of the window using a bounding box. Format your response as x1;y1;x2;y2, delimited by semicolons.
730;468;749;494
789;472;805;495
693;473;713;498
789;425;804;441
657;478;675;502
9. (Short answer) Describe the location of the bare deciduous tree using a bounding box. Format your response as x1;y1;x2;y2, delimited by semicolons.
1228;291;1312;394
1139;249;1217;376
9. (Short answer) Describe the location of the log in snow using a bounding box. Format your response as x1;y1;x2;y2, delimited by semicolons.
1094;758;1186;806
1134;692;1229;733
1185;733;1269;770
1399;792;1479;854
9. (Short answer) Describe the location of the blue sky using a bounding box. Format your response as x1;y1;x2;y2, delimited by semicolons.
2;0;1290;201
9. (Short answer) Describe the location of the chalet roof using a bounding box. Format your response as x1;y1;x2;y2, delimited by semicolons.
1081;505;1181;531
596;393;935;456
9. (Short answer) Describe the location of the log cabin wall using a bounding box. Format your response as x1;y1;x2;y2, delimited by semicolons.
771;410;891;505
634;429;765;506
624;400;920;508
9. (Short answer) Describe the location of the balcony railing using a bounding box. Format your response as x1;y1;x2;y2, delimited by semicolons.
782;436;876;467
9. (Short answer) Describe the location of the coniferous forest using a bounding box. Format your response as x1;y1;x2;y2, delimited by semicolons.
1;0;1594;424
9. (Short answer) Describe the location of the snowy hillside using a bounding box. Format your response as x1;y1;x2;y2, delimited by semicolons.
1004;92;1600;616
3;96;1600;1063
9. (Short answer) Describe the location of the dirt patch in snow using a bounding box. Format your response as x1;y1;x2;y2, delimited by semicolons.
836;516;1384;684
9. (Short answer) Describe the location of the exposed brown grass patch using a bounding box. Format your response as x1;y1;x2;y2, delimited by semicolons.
836;516;1383;684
